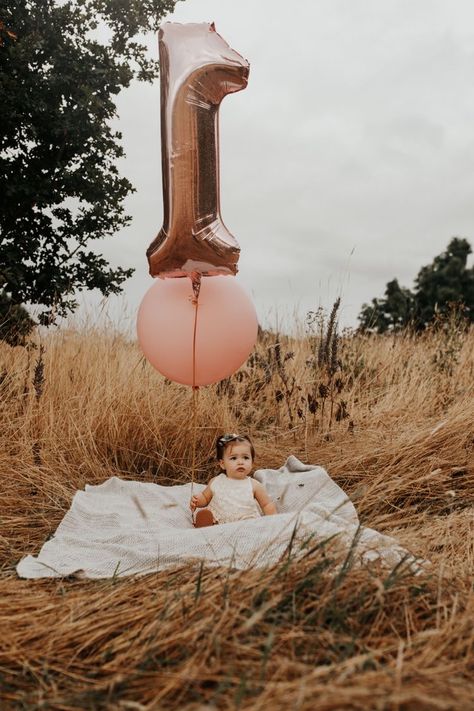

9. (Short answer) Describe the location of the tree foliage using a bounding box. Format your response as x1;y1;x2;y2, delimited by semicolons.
414;238;474;325
359;238;474;332
0;290;35;346
0;0;176;338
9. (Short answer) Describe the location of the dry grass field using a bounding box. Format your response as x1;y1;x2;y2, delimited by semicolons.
0;310;473;710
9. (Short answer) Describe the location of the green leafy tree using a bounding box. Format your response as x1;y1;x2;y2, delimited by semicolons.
0;0;176;338
359;278;415;333
414;237;474;326
359;238;474;332
0;290;35;346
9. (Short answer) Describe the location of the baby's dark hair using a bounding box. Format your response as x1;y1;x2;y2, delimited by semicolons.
216;434;255;460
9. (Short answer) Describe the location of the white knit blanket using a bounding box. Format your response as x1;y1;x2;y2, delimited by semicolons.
16;456;423;579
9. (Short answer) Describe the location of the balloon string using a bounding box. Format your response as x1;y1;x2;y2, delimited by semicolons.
190;274;201;522
191;277;201;391
191;385;199;506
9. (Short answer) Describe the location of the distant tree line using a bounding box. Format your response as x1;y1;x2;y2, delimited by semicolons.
358;237;474;332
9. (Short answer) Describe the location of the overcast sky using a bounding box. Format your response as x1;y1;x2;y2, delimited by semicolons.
73;0;474;333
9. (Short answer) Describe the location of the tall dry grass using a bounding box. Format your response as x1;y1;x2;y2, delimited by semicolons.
0;313;473;709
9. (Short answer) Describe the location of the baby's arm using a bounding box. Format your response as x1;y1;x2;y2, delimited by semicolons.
252;480;277;516
190;481;214;511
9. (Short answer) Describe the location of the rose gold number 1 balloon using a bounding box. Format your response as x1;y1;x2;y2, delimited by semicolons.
146;22;250;280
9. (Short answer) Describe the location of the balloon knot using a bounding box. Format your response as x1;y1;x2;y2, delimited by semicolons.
191;273;202;301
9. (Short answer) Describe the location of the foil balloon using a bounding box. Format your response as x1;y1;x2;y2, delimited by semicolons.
137;276;258;386
146;22;250;280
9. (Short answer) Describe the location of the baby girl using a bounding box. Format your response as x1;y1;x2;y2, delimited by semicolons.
190;434;277;527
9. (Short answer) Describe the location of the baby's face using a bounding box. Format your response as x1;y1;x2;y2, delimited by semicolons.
219;442;253;480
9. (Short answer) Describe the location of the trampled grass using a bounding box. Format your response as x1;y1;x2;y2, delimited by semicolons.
0;317;473;709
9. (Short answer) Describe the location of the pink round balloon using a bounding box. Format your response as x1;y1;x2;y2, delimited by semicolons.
137;276;258;386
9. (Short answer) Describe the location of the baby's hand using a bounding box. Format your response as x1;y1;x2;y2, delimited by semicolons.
190;495;200;512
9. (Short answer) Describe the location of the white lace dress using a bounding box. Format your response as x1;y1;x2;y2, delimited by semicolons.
207;473;262;524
